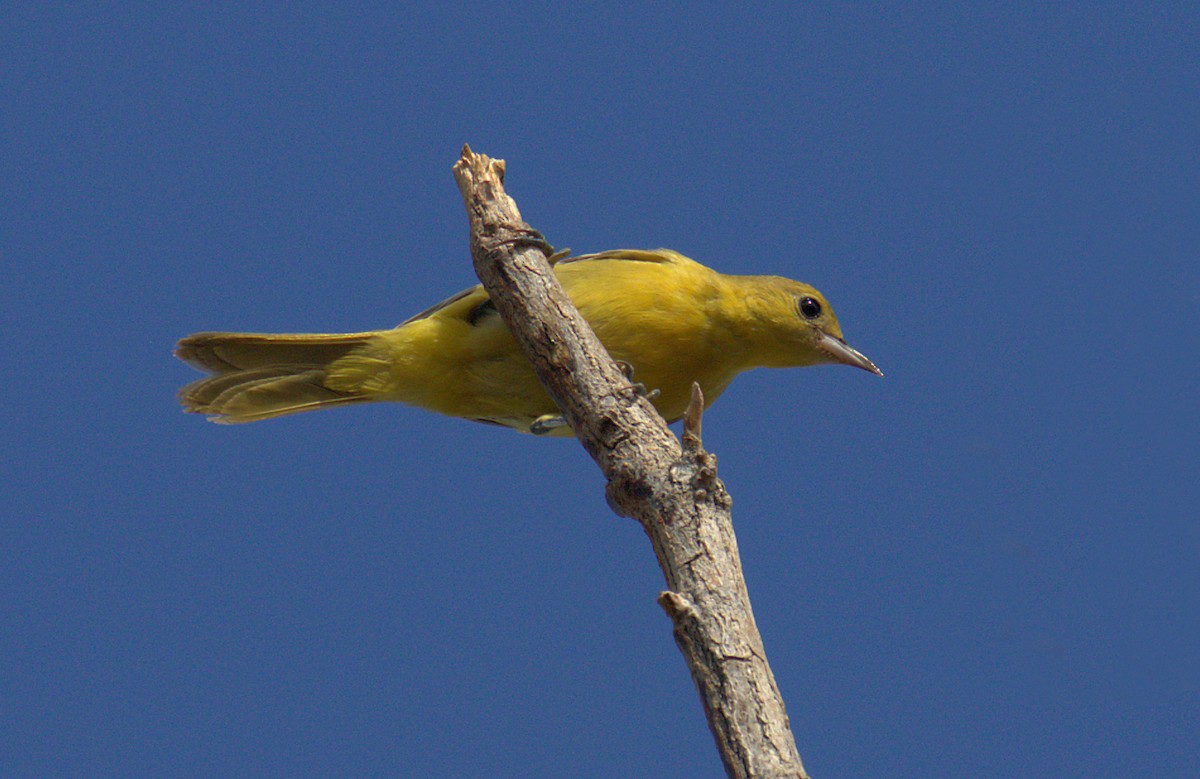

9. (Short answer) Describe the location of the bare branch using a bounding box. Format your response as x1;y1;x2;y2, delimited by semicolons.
452;145;810;779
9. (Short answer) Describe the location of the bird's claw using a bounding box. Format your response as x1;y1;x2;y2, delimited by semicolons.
614;360;660;402
497;229;563;260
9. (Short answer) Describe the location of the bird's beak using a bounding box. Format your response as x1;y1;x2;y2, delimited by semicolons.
817;331;883;376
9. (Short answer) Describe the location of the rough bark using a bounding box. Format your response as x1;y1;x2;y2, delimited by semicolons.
452;146;809;779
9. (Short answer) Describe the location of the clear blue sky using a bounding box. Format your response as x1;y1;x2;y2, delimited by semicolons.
3;5;1196;777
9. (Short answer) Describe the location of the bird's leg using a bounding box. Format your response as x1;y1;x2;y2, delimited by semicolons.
529;362;661;435
614;360;661;402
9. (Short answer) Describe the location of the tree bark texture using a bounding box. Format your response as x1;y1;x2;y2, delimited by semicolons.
452;146;810;779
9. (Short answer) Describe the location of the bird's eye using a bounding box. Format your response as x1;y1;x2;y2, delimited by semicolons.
798;296;822;320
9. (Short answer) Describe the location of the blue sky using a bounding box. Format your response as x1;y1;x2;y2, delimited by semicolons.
3;5;1197;777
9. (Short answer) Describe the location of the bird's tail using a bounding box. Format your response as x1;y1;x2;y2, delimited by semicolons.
175;331;380;423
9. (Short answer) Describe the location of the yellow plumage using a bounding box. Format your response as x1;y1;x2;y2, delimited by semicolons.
176;249;880;434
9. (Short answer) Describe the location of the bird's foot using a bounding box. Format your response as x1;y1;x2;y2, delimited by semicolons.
530;413;569;436
614;360;661;402
496;229;570;262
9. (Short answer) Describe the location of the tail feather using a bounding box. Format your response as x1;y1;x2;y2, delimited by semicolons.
176;331;378;373
175;331;379;423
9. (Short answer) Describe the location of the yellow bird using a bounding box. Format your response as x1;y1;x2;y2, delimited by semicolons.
176;249;881;435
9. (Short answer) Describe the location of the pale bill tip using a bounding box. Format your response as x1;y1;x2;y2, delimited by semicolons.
819;332;883;377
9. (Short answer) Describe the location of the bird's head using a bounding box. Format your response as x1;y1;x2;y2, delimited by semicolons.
742;277;882;376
